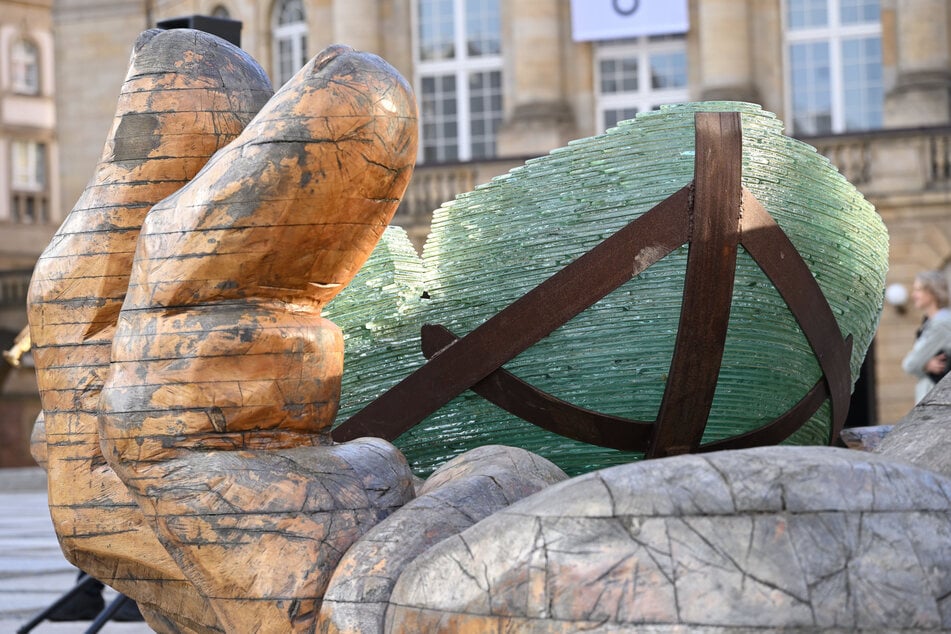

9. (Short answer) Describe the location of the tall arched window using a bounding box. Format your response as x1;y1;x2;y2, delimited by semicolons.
272;0;308;86
11;38;40;95
211;5;231;18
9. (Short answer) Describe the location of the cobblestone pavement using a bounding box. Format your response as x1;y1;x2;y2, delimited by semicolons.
0;468;153;633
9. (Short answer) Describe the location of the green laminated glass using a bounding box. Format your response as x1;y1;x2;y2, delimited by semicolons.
326;101;889;478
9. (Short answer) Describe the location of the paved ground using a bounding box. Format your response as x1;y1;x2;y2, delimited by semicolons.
0;467;153;633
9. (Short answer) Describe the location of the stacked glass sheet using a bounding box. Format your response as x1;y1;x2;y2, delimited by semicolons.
326;101;889;477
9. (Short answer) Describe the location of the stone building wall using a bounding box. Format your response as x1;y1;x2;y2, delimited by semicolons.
0;0;59;264
873;189;951;421
53;0;150;211
0;0;59;466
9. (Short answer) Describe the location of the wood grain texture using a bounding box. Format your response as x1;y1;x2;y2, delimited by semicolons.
97;44;419;632
317;446;567;634
27;27;273;633
384;447;951;632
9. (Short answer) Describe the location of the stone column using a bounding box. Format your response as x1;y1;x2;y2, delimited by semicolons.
695;0;759;102
884;0;951;127
332;0;381;55
496;0;576;157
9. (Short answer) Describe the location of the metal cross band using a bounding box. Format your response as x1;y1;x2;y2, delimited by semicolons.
333;112;854;460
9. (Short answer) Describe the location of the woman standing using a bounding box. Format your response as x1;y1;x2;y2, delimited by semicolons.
902;270;951;403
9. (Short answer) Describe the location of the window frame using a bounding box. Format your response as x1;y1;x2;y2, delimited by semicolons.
594;35;689;133
271;0;309;86
784;0;883;135
11;37;41;96
413;0;503;163
10;140;49;224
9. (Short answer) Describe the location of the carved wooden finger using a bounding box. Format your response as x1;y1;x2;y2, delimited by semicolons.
27;27;273;633
318;445;567;634
384;447;951;632
99;44;419;632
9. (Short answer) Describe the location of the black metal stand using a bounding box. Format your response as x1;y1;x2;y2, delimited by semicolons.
17;573;125;634
85;594;132;634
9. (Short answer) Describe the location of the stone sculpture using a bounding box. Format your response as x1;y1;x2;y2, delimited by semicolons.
317;445;568;633
26;29;951;634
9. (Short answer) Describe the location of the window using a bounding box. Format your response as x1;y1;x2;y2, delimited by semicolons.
415;0;502;163
211;5;231;18
11;39;40;95
786;0;882;135
272;0;308;86
10;141;49;223
595;35;688;132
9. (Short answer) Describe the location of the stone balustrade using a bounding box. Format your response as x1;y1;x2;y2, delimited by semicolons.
804;125;951;193
394;126;951;247
392;157;527;247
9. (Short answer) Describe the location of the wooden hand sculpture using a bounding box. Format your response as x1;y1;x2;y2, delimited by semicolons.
27;28;273;631
97;44;418;632
29;31;951;634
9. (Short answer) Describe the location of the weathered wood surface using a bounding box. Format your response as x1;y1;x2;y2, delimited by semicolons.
876;373;951;478
28;411;46;469
27;28;273;633
30;32;943;634
840;424;893;451
384;446;951;632
317;445;567;634
96;44;419;632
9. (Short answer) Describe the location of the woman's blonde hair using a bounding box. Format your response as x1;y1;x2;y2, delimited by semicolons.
916;270;950;308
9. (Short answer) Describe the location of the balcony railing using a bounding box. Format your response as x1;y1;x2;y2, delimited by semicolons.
393;126;951;240
802;125;951;192
394;163;478;228
393;157;529;245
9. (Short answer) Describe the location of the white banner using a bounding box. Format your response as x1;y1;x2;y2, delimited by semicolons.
571;0;689;42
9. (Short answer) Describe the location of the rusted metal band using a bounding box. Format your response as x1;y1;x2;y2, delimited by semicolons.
697;378;829;452
648;112;743;458
419;324;653;450
332;186;691;442
739;189;854;444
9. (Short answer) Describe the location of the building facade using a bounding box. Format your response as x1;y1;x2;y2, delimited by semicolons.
1;0;949;464
0;0;58;466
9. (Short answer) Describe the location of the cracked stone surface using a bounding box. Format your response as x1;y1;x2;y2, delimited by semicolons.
318;445;567;634
877;374;951;479
384;446;951;632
